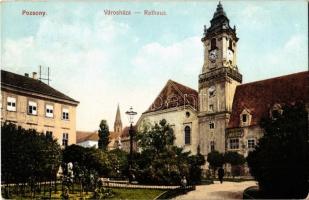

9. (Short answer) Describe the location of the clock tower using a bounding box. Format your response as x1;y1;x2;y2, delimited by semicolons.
198;2;242;156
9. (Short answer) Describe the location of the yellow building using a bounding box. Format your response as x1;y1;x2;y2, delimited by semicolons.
1;70;79;147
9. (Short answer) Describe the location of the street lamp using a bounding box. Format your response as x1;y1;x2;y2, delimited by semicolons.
125;106;137;184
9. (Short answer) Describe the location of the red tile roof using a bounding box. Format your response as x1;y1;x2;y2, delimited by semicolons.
109;131;122;140
77;130;123;144
76;131;99;143
228;71;309;129
144;80;198;113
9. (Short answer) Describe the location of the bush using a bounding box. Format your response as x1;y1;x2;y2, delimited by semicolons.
134;119;205;185
247;103;309;199
207;151;224;177
1;122;61;186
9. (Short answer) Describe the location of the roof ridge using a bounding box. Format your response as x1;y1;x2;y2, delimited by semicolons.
169;79;197;93
1;69;79;104
145;80;173;112
240;71;308;87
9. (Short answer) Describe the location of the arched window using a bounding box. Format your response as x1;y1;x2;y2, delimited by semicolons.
210;141;215;151
229;39;233;50
184;126;191;145
211;38;216;50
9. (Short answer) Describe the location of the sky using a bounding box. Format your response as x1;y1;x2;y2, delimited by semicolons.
1;0;308;131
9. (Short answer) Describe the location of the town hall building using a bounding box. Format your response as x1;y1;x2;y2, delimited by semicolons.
137;2;309;165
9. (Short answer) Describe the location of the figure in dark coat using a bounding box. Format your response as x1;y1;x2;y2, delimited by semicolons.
218;167;224;184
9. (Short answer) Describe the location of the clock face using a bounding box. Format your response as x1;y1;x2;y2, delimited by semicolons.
227;49;233;61
209;50;217;62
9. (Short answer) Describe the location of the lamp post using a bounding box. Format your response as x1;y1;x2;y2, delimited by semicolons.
125;106;137;184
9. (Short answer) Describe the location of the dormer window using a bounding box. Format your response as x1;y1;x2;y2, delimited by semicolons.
271;104;283;119
272;110;280;119
240;108;251;127
242;114;247;123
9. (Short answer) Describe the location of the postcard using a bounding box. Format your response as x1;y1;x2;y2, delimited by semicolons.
1;0;308;199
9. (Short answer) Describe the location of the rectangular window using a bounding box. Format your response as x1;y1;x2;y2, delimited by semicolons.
62;108;69;120
46;131;53;138
210;141;215;152
28;101;37;115
62;133;69;147
46;105;54;118
211;38;216;50
209;122;215;129
209;104;214;112
248;139;255;149
229;138;239;149
7;97;16;111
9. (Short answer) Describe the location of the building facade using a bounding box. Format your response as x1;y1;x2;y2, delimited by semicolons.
76;131;99;148
136;2;309;169
198;2;242;156
137;80;199;154
76;105;124;150
1;70;79;147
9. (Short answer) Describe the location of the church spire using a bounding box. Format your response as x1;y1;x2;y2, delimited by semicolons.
202;1;237;42
114;104;122;133
213;1;227;19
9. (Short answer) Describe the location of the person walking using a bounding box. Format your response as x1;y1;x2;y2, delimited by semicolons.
181;176;187;194
218;167;224;184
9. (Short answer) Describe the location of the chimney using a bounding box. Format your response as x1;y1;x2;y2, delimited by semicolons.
32;72;38;80
24;73;29;77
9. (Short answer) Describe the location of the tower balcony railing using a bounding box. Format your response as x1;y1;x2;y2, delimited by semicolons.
199;67;242;83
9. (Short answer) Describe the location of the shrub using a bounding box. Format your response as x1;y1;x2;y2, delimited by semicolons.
247;103;308;199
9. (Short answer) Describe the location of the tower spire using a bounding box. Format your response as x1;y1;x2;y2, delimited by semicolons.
114;104;123;133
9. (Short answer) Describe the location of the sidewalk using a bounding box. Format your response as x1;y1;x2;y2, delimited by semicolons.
173;181;257;200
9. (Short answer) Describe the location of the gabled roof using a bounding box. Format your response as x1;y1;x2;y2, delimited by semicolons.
1;70;79;104
144;79;198;113
228;71;309;129
76;131;99;143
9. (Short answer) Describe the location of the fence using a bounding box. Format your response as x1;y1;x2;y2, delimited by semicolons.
102;180;179;190
154;185;196;199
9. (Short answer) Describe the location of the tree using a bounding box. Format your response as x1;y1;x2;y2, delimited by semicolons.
1;122;61;197
108;149;128;178
62;145;111;177
188;146;206;184
224;151;245;177
247;103;308;199
134;119;204;185
98;120;110;151
207;151;224;177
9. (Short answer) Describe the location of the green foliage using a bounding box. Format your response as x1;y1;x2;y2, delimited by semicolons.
137;119;175;153
108;149;128;178
62;145;111;177
224;151;245;166
207;151;224;174
188;151;206;184
224;151;245;177
1;122;61;186
134;119;204;185
98;120;110;151
247;103;309;199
